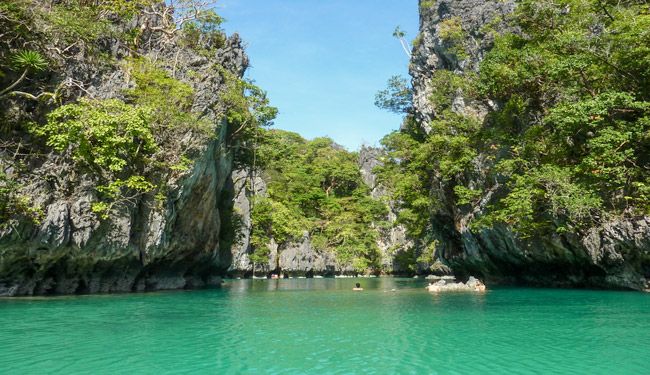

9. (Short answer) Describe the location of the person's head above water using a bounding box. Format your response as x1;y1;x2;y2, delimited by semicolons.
355;283;361;288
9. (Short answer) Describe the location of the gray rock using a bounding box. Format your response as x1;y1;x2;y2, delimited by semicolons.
227;167;268;275
358;147;412;274
408;0;650;290
0;12;249;295
410;0;515;127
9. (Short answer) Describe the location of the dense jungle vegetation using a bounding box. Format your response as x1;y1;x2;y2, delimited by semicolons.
248;130;388;272
1;0;387;274
378;0;650;242
0;0;273;225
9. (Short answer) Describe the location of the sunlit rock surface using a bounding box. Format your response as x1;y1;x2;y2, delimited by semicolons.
0;12;246;296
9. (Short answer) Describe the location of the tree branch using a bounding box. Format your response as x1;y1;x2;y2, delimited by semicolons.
0;69;28;97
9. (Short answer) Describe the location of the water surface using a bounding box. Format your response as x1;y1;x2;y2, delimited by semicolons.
1;278;649;374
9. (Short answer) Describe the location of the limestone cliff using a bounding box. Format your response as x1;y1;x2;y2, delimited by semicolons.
409;0;650;290
0;4;248;295
358;147;411;274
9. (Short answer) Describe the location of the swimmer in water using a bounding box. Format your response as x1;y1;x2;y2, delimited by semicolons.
353;282;363;291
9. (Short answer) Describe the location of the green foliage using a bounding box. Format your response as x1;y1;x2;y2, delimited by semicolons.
127;58;194;109
40;0;227;53
411;34;424;48
0;1;39;83
393;26;406;39
250;130;388;271
437;16;468;60
454;185;482;206
180;9;225;51
420;0;436;10
30;49;277;219
416;240;439;266
124;58;202;131
170;156;193;172
91;176;155;218
251;197;306;247
379;0;650;238
96;175;156;198
437;16;464;42
36;98;156;173
97;0;157;18
0;50;48;98
376;127;435;238
477;0;650;230
249;245;271;268
11;50;47;72
45;0;160;45
218;66;278;168
428;69;474;110
476;166;602;235
377;110;480;237
0;172;42;228
2;1;261;225
33;98;160;217
375;75;413;114
46;3;112;44
219;67;277;138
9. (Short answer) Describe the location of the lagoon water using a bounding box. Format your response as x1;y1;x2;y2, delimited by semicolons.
1;278;649;374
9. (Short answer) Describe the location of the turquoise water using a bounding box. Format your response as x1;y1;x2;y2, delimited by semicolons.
1;278;649;374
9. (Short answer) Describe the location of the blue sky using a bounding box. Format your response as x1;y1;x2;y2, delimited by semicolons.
217;0;419;150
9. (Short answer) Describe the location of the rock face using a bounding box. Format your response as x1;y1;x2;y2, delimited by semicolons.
0;12;248;295
410;0;515;129
277;233;337;276
410;0;650;290
227;168;266;274
358;147;411;273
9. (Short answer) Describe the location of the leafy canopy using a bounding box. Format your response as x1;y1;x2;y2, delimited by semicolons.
377;0;650;239
249;130;388;271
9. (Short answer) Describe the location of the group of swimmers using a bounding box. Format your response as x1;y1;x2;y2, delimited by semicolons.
426;279;486;293
353;280;487;292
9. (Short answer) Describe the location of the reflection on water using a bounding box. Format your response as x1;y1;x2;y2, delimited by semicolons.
1;278;649;374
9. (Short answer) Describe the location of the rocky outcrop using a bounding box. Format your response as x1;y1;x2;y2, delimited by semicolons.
358;147;411;273
0;10;248;296
409;0;650;290
410;0;515;129
277;233;337;276
227;168;266;274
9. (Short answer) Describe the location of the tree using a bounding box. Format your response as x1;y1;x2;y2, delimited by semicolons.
248;130;388;272
393;26;412;58
375;75;413;114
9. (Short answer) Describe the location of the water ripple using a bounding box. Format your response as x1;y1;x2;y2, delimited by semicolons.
1;281;649;374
